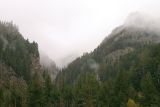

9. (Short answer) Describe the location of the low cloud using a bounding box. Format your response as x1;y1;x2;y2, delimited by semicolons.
0;35;8;51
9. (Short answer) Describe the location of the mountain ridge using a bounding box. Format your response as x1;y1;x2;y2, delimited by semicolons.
55;13;160;106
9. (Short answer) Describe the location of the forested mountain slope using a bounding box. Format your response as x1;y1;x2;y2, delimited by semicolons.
55;14;160;107
0;21;40;81
1;13;160;107
0;22;55;107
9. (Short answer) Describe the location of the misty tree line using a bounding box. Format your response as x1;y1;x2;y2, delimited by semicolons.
0;21;160;107
53;43;160;107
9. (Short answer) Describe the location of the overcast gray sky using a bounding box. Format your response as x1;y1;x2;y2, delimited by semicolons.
0;0;160;67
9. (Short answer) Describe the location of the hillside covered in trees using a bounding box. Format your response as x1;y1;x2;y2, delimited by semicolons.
0;21;58;107
55;16;160;107
1;13;160;107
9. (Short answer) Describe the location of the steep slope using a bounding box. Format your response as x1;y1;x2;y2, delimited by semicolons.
0;21;40;81
0;21;45;107
55;13;160;107
56;14;160;85
0;21;67;107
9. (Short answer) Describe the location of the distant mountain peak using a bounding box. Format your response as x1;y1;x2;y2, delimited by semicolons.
102;12;160;45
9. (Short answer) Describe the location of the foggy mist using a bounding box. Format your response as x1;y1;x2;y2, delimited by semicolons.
0;35;8;51
124;12;160;33
0;0;160;67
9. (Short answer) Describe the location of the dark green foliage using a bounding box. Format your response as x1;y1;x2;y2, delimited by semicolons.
43;73;59;107
27;73;44;107
0;21;39;81
140;72;160;107
74;73;99;107
55;26;160;107
1;21;160;107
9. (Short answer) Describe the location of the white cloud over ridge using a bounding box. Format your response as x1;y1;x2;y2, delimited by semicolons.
0;0;159;67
